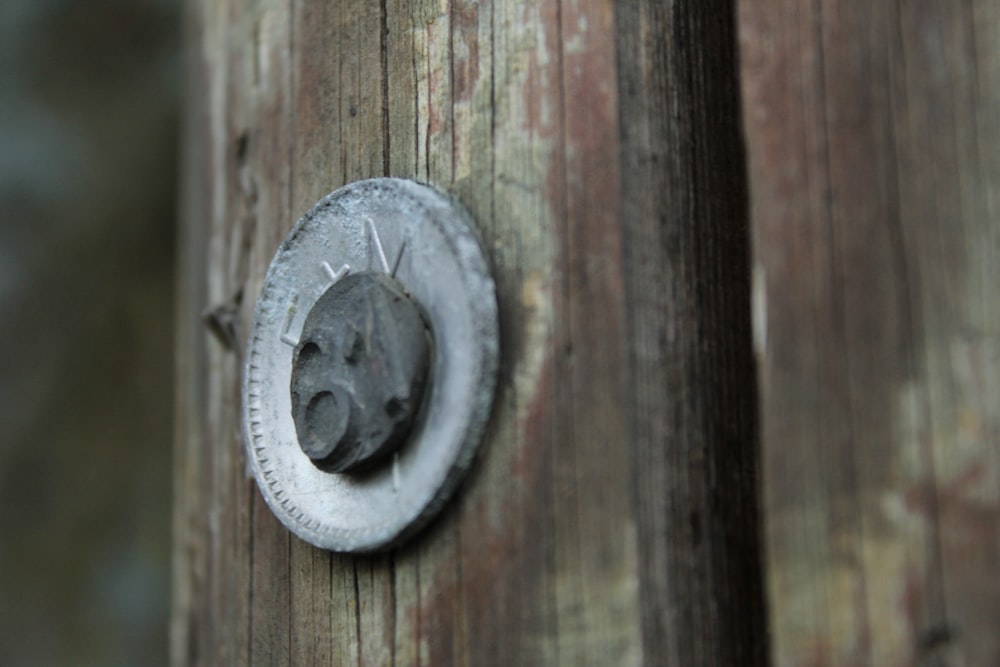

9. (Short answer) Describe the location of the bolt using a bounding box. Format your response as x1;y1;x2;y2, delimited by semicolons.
290;272;432;473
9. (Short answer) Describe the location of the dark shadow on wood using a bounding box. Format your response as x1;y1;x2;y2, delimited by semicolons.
617;1;769;663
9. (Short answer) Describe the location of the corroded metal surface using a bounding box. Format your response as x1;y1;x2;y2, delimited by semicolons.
243;178;498;552
290;271;431;473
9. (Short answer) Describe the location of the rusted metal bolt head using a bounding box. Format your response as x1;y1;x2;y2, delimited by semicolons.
290;272;432;473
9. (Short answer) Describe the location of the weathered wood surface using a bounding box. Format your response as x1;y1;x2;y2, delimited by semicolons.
741;2;1000;666
173;0;763;665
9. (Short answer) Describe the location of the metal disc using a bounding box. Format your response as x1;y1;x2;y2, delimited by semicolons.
242;178;498;552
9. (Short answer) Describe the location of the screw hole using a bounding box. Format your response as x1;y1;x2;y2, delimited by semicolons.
385;397;404;419
297;341;322;362
302;390;348;458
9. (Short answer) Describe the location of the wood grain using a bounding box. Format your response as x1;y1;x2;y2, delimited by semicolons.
172;0;763;665
740;1;1000;665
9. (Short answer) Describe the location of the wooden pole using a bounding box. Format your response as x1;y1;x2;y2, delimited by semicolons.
173;1;764;665
741;2;1000;665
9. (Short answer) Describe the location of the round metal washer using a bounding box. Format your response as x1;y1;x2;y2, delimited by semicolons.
242;178;498;552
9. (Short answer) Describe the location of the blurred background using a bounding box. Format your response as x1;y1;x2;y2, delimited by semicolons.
0;0;179;665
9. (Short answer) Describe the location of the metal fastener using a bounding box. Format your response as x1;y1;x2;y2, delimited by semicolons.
290;272;431;473
243;178;498;553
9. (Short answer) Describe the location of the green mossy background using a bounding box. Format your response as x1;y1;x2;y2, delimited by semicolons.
0;1;178;664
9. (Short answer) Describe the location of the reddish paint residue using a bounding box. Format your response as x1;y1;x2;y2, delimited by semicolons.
900;459;1000;665
400;346;557;664
512;357;553;484
451;3;479;105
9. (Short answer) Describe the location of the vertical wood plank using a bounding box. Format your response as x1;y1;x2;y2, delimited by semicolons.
174;0;765;665
617;2;767;665
741;1;1000;665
